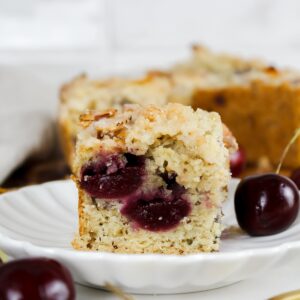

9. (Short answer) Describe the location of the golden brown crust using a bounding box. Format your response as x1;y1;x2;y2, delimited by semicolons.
79;109;117;129
58;117;75;167
222;124;238;154
192;83;300;167
58;77;84;167
60;74;87;103
72;176;86;236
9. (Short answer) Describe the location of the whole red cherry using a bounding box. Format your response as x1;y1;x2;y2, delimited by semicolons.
291;167;300;189
234;173;299;236
230;147;246;177
0;258;75;300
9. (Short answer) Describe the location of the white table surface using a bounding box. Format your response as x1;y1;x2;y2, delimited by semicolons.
75;256;300;300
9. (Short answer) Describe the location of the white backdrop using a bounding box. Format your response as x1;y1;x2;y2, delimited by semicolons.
1;0;300;182
1;0;300;69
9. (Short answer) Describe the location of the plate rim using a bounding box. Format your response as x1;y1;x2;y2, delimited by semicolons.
0;179;300;262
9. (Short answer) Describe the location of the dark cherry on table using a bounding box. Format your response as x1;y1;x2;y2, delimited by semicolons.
234;173;299;236
0;258;75;300
230;147;246;178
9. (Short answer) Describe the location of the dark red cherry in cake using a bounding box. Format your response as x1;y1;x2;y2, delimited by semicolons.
81;153;145;199
0;258;75;300
291;167;300;189
234;173;299;236
121;194;191;232
230;147;246;177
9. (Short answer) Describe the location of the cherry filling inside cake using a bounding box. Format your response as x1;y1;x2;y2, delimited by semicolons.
80;152;191;232
80;153;145;199
121;195;191;231
72;103;233;254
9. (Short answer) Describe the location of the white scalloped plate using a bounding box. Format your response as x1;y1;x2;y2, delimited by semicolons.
0;179;300;294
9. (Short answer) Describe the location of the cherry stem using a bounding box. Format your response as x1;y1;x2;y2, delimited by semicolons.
0;187;10;194
104;282;134;300
0;250;7;263
276;128;300;174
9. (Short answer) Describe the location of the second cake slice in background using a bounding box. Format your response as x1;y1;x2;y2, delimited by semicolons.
59;46;300;170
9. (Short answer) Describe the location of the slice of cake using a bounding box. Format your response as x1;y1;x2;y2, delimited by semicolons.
72;103;232;254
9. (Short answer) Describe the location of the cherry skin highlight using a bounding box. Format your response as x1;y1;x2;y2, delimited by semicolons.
230;147;246;177
80;153;145;199
291;167;300;189
234;173;299;236
0;258;75;300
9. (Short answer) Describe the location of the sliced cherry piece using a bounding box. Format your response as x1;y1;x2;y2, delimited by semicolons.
121;196;191;232
291;167;300;189
234;173;299;236
0;258;75;300
81;153;145;199
230;147;246;177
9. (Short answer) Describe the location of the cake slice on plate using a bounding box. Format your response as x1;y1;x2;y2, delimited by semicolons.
72;103;233;254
